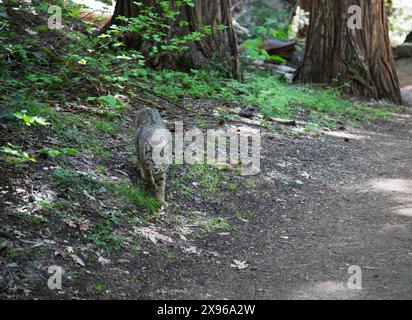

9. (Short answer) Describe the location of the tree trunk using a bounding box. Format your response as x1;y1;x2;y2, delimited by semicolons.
106;0;242;80
298;0;402;104
299;0;311;11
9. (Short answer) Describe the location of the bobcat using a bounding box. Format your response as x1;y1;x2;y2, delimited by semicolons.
134;108;171;204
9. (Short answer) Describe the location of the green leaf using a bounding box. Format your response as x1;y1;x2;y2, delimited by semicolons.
61;148;79;156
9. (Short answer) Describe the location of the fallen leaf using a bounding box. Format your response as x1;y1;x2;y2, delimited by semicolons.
79;219;93;231
71;254;85;267
64;219;77;229
63;218;93;231
98;256;111;266
135;226;174;245
231;260;249;270
183;246;201;255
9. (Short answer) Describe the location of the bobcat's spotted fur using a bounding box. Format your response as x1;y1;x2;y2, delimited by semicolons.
134;108;171;204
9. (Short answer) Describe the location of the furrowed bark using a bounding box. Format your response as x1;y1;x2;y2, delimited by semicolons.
106;0;242;80
298;0;402;104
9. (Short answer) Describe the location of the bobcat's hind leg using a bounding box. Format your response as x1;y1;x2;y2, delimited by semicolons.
154;172;167;205
143;168;156;188
135;144;145;181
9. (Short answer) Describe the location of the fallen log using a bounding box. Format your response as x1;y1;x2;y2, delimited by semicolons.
220;107;306;127
252;60;296;81
262;39;296;61
269;117;306;126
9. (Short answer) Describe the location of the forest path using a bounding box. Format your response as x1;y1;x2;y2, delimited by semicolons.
151;60;411;300
2;68;411;301
151;107;412;300
2;105;411;300
16;97;410;300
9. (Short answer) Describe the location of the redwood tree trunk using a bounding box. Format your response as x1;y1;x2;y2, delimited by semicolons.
177;0;242;80
104;0;141;45
298;0;402;104
299;0;311;11
107;0;242;80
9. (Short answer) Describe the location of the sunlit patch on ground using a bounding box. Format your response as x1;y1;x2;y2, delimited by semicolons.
290;281;361;300
381;222;409;232
368;179;412;195
389;112;412;119
324;131;370;141
394;207;412;217
364;179;412;219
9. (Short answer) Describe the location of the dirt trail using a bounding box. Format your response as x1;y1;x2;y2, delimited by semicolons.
138;63;412;299
139;108;411;300
14;106;412;300
3;111;412;300
2;66;411;301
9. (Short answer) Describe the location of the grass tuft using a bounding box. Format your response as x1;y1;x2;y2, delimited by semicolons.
119;186;161;213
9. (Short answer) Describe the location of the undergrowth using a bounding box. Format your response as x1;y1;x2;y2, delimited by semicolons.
0;0;391;138
139;68;391;127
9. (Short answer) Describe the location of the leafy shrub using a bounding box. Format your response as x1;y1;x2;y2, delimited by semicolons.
0;143;36;165
40;147;79;158
13;111;50;126
98;0;218;64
